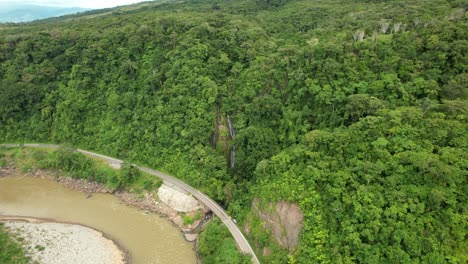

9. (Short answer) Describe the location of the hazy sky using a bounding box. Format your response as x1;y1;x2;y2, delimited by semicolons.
0;0;149;9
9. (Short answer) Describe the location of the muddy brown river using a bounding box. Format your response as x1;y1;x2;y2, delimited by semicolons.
0;175;196;264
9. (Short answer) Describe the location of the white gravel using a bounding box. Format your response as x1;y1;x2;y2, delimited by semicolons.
4;221;125;264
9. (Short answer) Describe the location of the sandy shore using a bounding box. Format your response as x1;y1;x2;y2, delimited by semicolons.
1;217;125;264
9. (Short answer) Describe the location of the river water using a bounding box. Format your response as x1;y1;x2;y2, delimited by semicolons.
0;175;196;264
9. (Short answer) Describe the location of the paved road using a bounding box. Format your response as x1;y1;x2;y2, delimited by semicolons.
1;143;260;264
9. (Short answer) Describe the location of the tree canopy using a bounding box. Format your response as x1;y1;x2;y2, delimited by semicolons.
0;0;466;262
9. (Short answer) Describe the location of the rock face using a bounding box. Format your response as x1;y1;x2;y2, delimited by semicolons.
157;184;201;212
253;199;303;252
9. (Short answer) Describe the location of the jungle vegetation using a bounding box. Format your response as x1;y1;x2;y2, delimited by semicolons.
0;146;162;193
0;0;467;263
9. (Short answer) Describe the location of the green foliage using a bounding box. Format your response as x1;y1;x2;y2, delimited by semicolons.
198;218;252;264
119;161;140;186
0;0;467;262
183;211;203;226
255;0;292;9
244;209;289;263
143;179;154;190
46;146;94;179
195;211;203;221
129;167;163;191
30;149;48;162
253;107;468;263
182;214;195;226
3;147;160;191
34;245;45;251
0;224;30;264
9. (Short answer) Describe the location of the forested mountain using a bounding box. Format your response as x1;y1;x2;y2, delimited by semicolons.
0;0;467;263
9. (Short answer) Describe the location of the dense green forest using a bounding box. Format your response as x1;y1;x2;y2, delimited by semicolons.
0;0;466;263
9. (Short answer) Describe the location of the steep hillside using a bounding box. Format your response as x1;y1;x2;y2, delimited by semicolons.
0;0;466;263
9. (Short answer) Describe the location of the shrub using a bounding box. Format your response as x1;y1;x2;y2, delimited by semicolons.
119;161;141;186
183;214;195;226
143;180;153;190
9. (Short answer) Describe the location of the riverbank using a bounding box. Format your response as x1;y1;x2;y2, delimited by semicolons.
0;216;126;264
0;148;211;263
0;164;205;234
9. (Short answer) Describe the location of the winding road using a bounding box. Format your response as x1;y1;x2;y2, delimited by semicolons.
0;143;260;264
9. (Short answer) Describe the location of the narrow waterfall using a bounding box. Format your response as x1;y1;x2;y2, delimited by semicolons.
227;115;236;138
210;104;221;148
227;115;236;168
230;145;235;168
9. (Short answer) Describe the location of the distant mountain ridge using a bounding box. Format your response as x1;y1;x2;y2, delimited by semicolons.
0;5;89;23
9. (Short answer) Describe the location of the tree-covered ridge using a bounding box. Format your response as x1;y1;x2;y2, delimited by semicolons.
0;0;467;263
253;106;467;263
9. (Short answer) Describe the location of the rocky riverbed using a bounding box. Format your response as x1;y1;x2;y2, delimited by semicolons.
1;217;125;264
